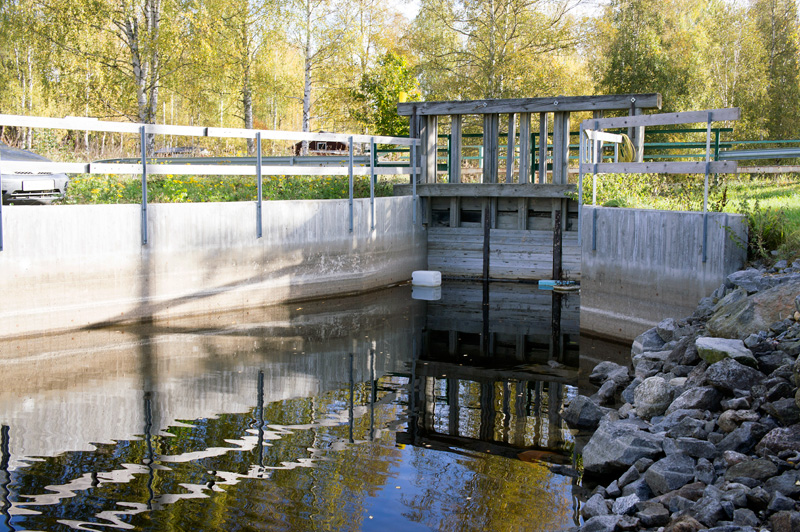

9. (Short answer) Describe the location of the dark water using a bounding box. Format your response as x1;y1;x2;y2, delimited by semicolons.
0;282;591;532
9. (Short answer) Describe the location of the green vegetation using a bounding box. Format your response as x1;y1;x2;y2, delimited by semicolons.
58;174;401;204
590;172;800;263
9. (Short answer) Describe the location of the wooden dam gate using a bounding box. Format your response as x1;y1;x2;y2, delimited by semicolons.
395;94;662;281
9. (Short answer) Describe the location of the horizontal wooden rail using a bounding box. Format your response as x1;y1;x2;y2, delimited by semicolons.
579;161;737;174
582;108;741;130
393;183;575;198
398;94;662;116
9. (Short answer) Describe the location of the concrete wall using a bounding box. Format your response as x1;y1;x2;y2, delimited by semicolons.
0;197;426;339
580;206;747;342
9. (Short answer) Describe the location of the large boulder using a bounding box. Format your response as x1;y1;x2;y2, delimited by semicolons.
634;376;673;420
582;419;664;475
695;337;757;367
562;395;608;430
755;425;800;456
666;386;722;415
645;454;697;496
706;280;800;339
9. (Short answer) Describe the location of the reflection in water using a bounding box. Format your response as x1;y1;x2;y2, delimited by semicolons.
0;283;581;531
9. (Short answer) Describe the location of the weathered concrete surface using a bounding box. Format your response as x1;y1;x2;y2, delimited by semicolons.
581;206;747;342
0;197;426;339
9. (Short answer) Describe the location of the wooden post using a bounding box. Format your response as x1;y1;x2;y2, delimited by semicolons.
513;380;527;446
518;112;531;184
592;110;604;164
422;115;438;183
483;114;499;183
505;113;517;183
409;105;421;184
449;197;460;228
450;114;462;183
482;199;491;281
551;112;570;185
552;205;562;280
448;378;460;436
479;380;496;441
538;113;549;183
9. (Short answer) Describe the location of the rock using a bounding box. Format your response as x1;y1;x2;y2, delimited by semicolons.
612;493;639;515
562;395;608;430
761;397;800;426
664;437;718;460
664;515;705;532
636;502;670;528
721;396;751;410
716;422;770;454
724;457;779;482
696;337;757;367
691;496;728;527
579;515;621;532
593;380;619;406
695;457;715;485
722;450;749;466
666;386;722;414
617;465;640;489
733;508;760;527
606;480;621;498
645;454;696;496
726;268;764;293
621;476;654;501
764;470;800;498
583;419;664;475
582;493;610;520
590;361;628;386
632;327;666;355
768;492;797;513
657;318;679;342
707;279;800;339
770;511;800;532
717;409;760;432
746;486;771;511
634;376;673;420
705;358;765;393
755;425;800;456
666;416;709;439
759;352;794;374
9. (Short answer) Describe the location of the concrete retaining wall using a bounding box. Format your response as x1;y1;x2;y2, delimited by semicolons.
0;197;426;339
580;206;747;342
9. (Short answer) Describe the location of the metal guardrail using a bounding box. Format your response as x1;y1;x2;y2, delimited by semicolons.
0;114;421;251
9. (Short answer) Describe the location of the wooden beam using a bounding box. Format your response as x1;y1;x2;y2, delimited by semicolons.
397;94;663;116
483;114;499;183
393;183;576;198
538;113;548;183
450;114;462;183
584;108;741;130
505;113;517;183
580;161;738;174
518;113;531;184
551;112;570;185
422;115;438;183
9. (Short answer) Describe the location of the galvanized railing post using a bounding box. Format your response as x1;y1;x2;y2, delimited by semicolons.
370;137;375;230
577;124;584;247
703;113;712;263
348;136;354;233
411;142;417;224
591;120;599;251
256;132;263;238
140;125;148;246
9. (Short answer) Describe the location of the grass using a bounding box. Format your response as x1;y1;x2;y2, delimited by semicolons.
58;174;402;204
590;172;800;263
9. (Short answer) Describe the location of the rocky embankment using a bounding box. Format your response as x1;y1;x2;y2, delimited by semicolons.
565;263;800;532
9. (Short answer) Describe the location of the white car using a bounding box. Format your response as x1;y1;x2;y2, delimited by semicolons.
0;142;69;204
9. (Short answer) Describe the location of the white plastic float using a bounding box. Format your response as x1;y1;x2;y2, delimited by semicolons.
412;270;441;287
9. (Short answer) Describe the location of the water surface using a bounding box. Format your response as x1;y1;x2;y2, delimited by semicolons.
0;283;584;531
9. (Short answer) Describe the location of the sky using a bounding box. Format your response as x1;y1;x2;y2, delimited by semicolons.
391;0;611;21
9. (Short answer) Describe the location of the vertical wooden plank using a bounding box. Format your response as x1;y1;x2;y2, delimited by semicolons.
551;112;570;185
447;378;460;436
409;105;421;184
518;112;531;184
449;197;460;228
482;198;491;281
422;115;438;183
482;113;499;183
505;113;517;183
517;197;527;230
450;114;462;183
592;110;604;164
538;113;549;184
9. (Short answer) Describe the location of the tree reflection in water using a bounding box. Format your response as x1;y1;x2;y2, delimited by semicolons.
0;282;580;531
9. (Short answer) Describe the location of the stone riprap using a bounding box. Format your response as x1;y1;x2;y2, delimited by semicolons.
566;264;800;532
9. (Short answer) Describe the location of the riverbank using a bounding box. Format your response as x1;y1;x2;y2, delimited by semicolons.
567;262;800;531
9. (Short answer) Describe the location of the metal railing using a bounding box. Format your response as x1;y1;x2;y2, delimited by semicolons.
0;114;421;251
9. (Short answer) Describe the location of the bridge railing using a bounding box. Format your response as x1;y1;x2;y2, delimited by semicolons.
579;108;741;263
0;114;422;251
